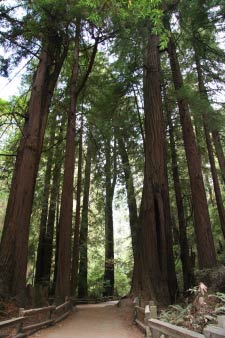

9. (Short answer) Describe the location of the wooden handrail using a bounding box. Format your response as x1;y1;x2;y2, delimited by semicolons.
0;297;73;337
0;317;24;329
20;305;56;316
22;319;54;332
204;324;225;337
148;318;205;338
55;301;70;312
134;305;145;314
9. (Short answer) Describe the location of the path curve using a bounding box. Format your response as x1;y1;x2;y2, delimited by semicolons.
30;301;144;338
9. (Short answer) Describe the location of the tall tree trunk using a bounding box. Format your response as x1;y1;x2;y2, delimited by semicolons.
71;117;83;295
165;97;194;292
164;164;178;302
117;134;138;291
52;194;61;295
134;32;171;305
77;132;93;299
55;23;80;301
103;137;116;297
42;127;64;287
212;130;225;185
35;116;57;285
194;45;225;239
0;40;68;298
168;37;216;269
118;134;140;295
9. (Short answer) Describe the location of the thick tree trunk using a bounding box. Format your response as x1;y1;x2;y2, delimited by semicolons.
194;46;225;239
134;32;171;305
35;117;57;285
103;138;116;297
77;132;93;299
168;37;216;269
71;118;83;295
166;99;194;292
55;25;80;301
0;42;68;298
212;130;225;185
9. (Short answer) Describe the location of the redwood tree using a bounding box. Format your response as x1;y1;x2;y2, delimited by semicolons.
0;2;69;298
55;21;81;301
134;30;173;305
168;36;217;269
78;130;93;299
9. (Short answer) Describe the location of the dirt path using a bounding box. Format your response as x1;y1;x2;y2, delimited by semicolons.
30;301;144;338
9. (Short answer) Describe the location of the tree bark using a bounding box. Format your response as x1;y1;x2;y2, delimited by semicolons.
55;22;80;301
168;37;216;269
35;116;57;285
194;44;225;239
103;137;116;297
52;193;61;296
0;39;68;298
165;95;195;292
134;32;171;305
71;117;83;295
212;130;225;186
117;134;138;292
78;131;93;299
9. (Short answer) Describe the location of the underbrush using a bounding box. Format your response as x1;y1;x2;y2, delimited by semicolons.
159;283;225;333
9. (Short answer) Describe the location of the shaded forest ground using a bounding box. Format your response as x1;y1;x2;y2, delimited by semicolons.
1;288;225;337
29;300;144;338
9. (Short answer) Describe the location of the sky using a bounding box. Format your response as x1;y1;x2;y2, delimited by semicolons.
0;66;25;100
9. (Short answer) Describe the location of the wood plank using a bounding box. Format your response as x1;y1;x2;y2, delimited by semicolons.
204;325;225;338
54;311;70;324
13;333;27;338
0;317;24;329
218;315;225;329
55;301;70;312
22;305;55;316
22;319;54;332
148;318;205;338
135;305;145;314
135;319;146;331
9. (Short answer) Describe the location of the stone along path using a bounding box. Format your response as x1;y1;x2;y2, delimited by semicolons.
30;301;144;338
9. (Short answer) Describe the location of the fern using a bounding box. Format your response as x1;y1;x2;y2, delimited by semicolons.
215;292;225;302
213;306;225;315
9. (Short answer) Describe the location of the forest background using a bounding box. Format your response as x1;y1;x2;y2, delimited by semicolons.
0;0;225;308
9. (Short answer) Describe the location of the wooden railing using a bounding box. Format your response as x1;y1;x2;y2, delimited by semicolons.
72;296;119;305
0;297;73;338
133;298;225;338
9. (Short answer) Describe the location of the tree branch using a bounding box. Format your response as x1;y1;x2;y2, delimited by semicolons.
76;36;99;96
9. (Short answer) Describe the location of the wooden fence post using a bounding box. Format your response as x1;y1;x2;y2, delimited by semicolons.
204;325;225;338
133;297;139;323
218;315;225;329
145;304;151;337
149;303;157;319
18;308;24;333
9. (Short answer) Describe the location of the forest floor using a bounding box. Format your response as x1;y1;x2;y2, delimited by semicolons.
29;300;144;338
